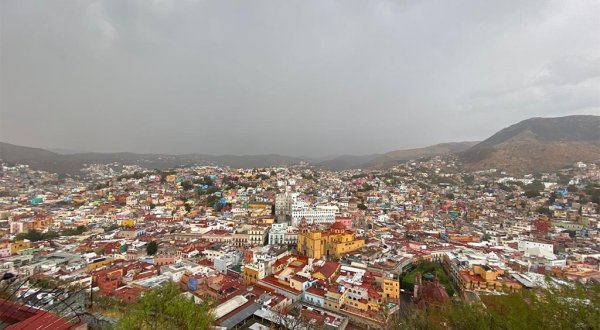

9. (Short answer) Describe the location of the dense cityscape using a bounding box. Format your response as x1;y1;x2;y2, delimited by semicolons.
2;1;600;329
1;149;599;329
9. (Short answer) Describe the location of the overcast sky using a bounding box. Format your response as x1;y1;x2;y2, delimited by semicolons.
1;0;599;156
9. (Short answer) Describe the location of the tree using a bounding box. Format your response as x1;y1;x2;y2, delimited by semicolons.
62;225;87;236
536;206;551;216
15;229;59;242
524;190;540;198
146;241;158;255
548;192;557;204
592;191;600;204
180;181;194;191
387;282;600;330
104;224;121;232
15;229;43;242
401;262;454;297
204;194;221;208
524;180;544;198
116;282;213;330
272;303;323;330
497;183;511;192
463;174;475;185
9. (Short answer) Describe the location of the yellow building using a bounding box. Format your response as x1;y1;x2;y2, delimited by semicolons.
290;275;310;291
243;262;266;286
382;275;400;300
121;218;135;228
458;265;522;293
27;216;54;231
248;202;272;211
243;267;259;285
324;288;347;311
86;257;113;272
297;220;364;259
553;210;567;218
10;240;31;255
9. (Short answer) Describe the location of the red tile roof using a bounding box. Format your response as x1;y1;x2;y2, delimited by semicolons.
306;286;326;296
313;261;340;279
0;299;83;330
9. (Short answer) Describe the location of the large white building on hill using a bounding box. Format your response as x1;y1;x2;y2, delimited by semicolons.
276;191;337;226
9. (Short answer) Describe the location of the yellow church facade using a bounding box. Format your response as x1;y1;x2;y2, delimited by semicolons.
297;220;364;259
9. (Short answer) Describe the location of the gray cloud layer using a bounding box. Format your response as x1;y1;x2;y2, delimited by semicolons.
1;0;599;156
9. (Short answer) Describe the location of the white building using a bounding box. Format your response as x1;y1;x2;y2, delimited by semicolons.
248;226;269;246
268;223;298;245
276;191;337;226
291;205;337;226
517;240;554;255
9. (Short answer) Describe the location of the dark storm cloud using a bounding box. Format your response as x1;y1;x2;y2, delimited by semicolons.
1;0;599;156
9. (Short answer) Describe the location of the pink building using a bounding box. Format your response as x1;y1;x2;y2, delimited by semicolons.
335;217;352;229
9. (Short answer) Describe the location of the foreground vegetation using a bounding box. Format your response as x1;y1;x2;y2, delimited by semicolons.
389;282;600;330
91;279;600;330
401;261;455;297
115;282;213;330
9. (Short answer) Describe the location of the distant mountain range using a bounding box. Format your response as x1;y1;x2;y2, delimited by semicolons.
0;141;479;174
0;142;305;174
2;115;599;174
460;115;600;174
316;142;479;170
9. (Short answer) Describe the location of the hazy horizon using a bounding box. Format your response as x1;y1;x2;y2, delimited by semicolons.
2;1;599;157
2;137;481;158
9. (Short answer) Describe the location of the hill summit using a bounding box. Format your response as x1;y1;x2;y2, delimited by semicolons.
461;115;600;173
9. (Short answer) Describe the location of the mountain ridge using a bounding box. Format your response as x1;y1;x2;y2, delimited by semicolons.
0;142;305;174
313;142;479;170
0;140;480;173
460;115;600;173
3;115;599;174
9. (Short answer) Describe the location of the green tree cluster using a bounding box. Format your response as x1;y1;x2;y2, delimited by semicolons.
586;184;600;204
524;180;545;198
118;171;149;180
180;181;194;191
536;206;552;216
103;224;121;232
116;282;213;330
146;241;158;255
401;262;454;297
62;225;87;236
358;183;374;192
524;190;540;198
390;282;600;330
205;194;221;207
256;173;270;180
15;229;59;242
